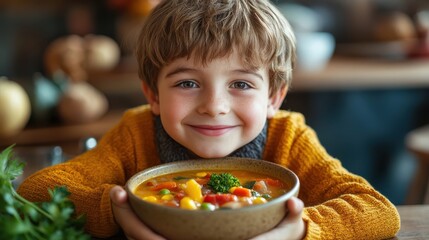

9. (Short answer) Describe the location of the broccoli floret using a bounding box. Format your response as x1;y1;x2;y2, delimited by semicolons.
207;173;240;193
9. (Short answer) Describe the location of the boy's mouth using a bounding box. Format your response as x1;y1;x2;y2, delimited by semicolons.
189;125;236;137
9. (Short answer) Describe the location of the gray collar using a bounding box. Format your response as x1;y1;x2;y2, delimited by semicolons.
154;116;266;163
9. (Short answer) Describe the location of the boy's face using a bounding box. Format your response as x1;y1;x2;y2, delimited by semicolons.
143;51;286;158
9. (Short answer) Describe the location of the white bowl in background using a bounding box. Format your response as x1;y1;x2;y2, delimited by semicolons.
296;32;335;71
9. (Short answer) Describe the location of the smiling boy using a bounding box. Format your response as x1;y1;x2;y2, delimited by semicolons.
146;52;280;158
18;0;400;239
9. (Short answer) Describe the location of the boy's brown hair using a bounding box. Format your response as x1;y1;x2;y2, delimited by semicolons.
135;0;296;95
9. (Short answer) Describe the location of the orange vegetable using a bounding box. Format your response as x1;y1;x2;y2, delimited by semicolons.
232;187;252;197
262;178;283;187
195;178;209;185
253;181;268;193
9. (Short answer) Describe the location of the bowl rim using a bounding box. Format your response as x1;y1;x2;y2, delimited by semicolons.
126;157;300;213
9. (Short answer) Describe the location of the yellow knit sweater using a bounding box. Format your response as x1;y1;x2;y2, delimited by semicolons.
17;105;400;239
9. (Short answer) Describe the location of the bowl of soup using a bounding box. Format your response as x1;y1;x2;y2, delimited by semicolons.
126;157;300;240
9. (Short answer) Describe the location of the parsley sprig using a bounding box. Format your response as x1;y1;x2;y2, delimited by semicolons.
0;145;90;240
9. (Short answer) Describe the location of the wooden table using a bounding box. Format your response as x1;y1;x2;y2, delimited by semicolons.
0;110;124;156
393;205;429;239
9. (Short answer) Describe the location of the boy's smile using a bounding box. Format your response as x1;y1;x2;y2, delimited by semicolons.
188;124;237;137
143;50;284;158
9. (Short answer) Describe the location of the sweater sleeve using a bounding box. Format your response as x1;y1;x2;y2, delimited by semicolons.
265;112;400;239
17;107;157;238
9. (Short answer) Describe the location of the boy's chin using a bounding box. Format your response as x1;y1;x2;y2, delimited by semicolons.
190;149;234;159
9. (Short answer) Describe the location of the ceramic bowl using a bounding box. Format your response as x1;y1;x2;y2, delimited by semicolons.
296;31;336;71
126;158;300;240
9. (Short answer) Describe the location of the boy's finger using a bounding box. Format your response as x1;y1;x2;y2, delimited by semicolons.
288;197;304;217
278;197;304;226
110;185;129;208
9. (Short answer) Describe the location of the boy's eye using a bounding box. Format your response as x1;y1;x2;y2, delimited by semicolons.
176;80;199;88
231;81;252;90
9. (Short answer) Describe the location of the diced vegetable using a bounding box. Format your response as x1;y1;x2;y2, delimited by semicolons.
196;178;210;185
203;193;237;206
134;170;289;210
196;172;208;178
200;202;216;211
263;178;283;187
184;179;203;203
142;196;157;203
253;180;269;194
242;181;256;189
253;197;267;205
232;187;252;197
261;194;272;199
159;189;171;195
180;197;197;210
161;194;174;201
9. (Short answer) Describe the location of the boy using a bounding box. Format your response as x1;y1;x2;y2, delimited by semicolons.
18;0;400;239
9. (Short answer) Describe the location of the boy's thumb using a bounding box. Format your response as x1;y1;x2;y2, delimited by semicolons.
110;185;129;206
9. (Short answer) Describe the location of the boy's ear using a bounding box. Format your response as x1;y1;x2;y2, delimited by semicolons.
267;86;288;119
141;82;160;115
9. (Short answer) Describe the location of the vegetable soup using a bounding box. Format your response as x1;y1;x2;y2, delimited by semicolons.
133;170;291;210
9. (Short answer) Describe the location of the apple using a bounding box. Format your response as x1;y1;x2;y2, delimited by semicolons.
0;77;31;137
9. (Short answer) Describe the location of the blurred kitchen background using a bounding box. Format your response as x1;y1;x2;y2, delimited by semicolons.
1;0;429;205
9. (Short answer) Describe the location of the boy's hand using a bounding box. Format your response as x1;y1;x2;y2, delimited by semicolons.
250;197;306;240
110;186;304;240
110;185;166;240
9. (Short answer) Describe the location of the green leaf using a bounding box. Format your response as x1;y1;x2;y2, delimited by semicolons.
0;144;25;181
0;145;91;240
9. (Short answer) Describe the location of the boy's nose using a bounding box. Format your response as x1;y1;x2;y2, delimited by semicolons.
197;91;230;117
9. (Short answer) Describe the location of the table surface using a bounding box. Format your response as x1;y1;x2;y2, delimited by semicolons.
393;205;429;239
96;205;429;240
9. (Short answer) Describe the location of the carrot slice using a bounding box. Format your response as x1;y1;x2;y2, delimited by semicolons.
232;187;252;197
263;178;283;187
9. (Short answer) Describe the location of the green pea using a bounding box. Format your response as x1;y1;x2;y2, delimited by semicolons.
200;202;216;211
158;189;170;195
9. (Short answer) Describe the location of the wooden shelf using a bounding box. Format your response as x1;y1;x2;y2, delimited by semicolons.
0;110;124;148
292;56;429;91
88;56;429;95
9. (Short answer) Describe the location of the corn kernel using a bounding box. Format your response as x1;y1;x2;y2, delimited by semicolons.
161;194;174;201
253;197;267;205
142;196;157;203
180;197;197;210
196;172;207;178
179;183;187;190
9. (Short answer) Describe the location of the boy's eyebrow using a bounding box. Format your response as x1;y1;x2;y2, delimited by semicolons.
232;69;264;81
165;67;196;77
165;66;264;81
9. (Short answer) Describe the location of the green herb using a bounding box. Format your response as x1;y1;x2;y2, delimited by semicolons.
0;145;90;240
207;173;240;193
242;180;256;189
